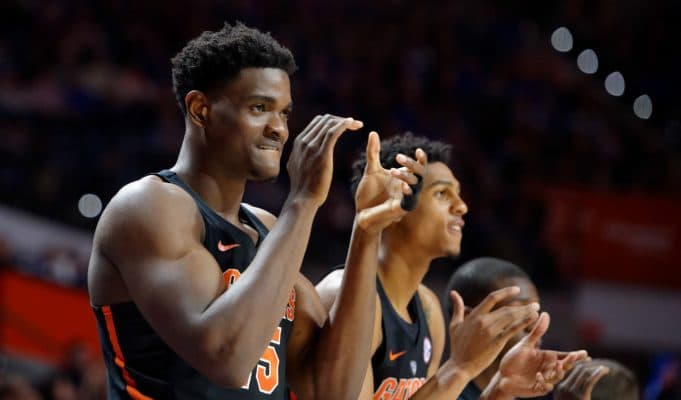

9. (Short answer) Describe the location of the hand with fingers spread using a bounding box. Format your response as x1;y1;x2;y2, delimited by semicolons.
354;132;428;232
287;114;363;207
394;150;427;211
483;313;590;399
553;360;610;400
446;287;541;382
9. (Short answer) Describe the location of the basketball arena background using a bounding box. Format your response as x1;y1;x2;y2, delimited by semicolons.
0;0;679;398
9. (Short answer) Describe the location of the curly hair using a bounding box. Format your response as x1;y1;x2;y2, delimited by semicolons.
171;21;298;115
350;132;452;195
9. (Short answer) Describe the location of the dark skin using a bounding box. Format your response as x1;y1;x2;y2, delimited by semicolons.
318;162;587;399
471;276;541;392
554;361;610;400
317;162;545;400
459;277;589;399
88;67;413;399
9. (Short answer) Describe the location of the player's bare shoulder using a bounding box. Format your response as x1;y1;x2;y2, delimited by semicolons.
293;273;327;324
92;175;204;273
314;269;345;311
89;175;204;305
417;284;443;325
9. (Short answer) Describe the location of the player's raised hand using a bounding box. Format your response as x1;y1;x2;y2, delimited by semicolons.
553;360;610;400
287;114;363;207
493;313;590;398
447;287;540;381
355;132;427;232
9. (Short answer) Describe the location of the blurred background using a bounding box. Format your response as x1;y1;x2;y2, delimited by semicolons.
1;0;680;399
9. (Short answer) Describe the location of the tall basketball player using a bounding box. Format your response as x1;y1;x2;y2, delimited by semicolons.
317;133;586;399
88;22;415;400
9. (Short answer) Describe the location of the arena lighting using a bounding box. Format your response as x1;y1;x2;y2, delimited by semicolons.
633;95;653;119
551;27;574;52
78;193;103;218
605;71;626;96
577;49;599;74
552;27;658;125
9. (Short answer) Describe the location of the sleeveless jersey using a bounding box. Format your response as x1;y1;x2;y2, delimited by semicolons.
458;382;482;400
92;170;295;399
372;279;432;400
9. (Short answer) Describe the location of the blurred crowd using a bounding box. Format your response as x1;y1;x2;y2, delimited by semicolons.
1;0;680;399
1;0;680;287
0;342;106;400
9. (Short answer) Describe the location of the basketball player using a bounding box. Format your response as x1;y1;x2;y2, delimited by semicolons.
88;22;416;400
316;133;584;399
555;359;637;400
444;257;589;399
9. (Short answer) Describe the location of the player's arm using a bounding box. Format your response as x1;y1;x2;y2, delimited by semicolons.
313;271;383;400
313;279;446;400
99;114;363;387
394;288;541;400
286;223;385;400
293;132;418;399
98;178;325;387
292;131;423;399
418;285;446;378
479;313;589;399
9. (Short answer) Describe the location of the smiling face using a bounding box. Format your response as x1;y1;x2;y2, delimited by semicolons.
198;67;293;181
390;162;468;259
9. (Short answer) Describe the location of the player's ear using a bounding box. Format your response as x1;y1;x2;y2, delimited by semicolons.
185;90;210;128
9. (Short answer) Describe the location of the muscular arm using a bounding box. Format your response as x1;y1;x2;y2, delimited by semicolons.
90;114;363;388
325;285;542;400
288;224;381;400
315;271;383;400
93;177;319;387
298;132;427;399
315;277;472;400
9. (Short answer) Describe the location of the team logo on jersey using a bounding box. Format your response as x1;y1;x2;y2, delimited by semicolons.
389;350;407;361
410;360;417;376
217;240;240;252
222;269;295;322
374;377;426;400
423;336;432;364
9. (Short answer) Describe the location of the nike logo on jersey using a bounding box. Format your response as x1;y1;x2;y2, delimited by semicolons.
218;241;240;252
389;350;407;361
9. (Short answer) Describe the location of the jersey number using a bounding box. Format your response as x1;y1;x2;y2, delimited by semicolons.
241;326;281;394
223;269;283;394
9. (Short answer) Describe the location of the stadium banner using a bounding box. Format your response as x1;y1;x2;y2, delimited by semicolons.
0;270;100;365
543;189;681;287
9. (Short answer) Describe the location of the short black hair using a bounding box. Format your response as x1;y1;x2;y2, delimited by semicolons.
444;257;529;316
591;359;639;400
350;132;452;195
171;21;298;115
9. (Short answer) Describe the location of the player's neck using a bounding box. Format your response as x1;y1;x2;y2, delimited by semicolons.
377;242;431;317
172;131;246;220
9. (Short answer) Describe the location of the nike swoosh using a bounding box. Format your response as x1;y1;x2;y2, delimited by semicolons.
218;241;240;252
389;350;407;361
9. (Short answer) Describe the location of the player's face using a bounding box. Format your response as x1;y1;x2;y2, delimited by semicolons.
397;162;468;258
495;276;540;352
208;67;292;180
